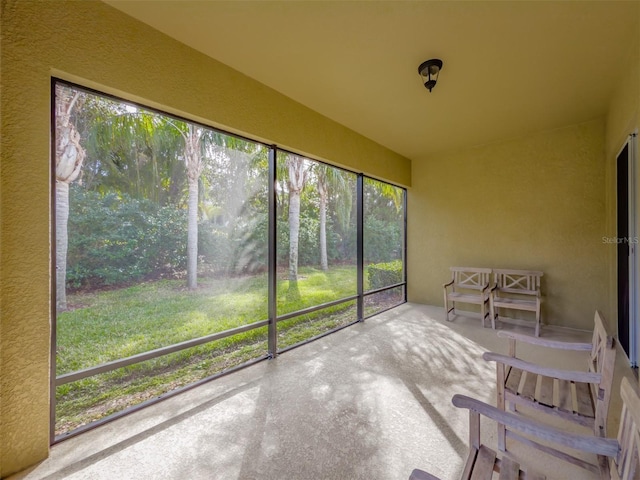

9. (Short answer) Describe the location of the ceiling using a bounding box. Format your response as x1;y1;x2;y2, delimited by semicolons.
104;1;638;161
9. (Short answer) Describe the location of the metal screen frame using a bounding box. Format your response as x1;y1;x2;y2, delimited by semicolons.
50;78;408;443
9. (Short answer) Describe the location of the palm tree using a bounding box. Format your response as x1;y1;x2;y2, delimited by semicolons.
315;165;351;271
80;101;186;207
57;85;214;294
363;177;405;265
94;112;204;289
182;124;205;289
369;178;403;212
285;154;309;298
144;119;211;290
67;89;206;290
55;85;86;311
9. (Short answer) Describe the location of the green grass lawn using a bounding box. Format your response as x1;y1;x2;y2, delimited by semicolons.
56;266;371;435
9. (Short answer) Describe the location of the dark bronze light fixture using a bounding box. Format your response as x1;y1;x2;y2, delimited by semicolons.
418;59;443;92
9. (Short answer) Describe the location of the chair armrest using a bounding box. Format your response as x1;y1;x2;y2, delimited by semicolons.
497;331;592;351
443;280;454;288
481;282;490;293
409;469;441;480
490;283;499;292
451;394;619;457
483;352;601;383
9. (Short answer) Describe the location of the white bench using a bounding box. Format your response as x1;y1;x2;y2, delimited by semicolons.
490;269;543;336
443;267;492;327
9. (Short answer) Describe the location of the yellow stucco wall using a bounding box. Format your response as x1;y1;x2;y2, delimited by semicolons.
604;29;640;341
0;1;410;476
407;119;608;330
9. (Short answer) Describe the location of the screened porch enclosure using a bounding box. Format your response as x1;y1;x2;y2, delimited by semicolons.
53;81;407;440
28;303;638;480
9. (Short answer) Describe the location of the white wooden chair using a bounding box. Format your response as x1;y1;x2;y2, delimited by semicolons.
409;377;639;480
443;267;492;327
483;311;616;475
490;269;543;336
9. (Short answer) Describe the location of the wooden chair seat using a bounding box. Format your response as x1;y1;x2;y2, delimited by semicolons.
505;367;595;426
492;296;538;311
483;311;616;475
408;377;640;480
443;267;492;327
490;269;543;336
447;291;490;304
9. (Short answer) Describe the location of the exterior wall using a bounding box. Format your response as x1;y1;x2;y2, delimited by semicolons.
407;119;608;331
0;1;410;476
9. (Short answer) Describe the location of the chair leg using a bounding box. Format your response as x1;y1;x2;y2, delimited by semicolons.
506;340;517;413
481;301;486;328
489;300;495;329
535;307;541;337
443;290;449;321
497;363;507;451
490;300;497;329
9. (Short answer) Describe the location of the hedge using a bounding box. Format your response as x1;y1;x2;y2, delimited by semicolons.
367;260;403;290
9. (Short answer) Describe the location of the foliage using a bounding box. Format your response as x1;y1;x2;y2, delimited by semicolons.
57;267;356;373
276;215;319;267
364;177;404;214
75;96;187;206
363;216;403;264
66;185;187;289
55;85;410;438
56;268;358;434
199;211;269;275
62;85;405;292
367;260;403;290
297;211;320;265
198;220;234;273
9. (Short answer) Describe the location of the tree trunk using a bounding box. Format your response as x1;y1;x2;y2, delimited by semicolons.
286;155;308;300
289;190;301;282
55;86;85;311
55;182;70;310
318;179;328;271
184;125;203;290
187;179;199;289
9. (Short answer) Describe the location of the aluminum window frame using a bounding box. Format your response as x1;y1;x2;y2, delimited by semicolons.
50;78;407;443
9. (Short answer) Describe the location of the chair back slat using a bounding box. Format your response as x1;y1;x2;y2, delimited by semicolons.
493;269;543;296
450;267;491;291
614;378;640;480
587;311;616;437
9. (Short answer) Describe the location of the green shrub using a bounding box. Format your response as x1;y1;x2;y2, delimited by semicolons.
228;212;269;274
198;221;233;272
363;217;402;264
67;186;187;289
199;212;269;275
276;211;320;267
367;260;403;290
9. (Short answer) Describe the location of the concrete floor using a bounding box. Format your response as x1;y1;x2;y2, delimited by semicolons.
9;303;638;480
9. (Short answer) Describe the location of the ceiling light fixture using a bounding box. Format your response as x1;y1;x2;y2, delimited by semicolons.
418;59;443;92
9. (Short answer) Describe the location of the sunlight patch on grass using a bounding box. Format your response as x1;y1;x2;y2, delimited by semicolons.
55;265;396;436
276;266;356;315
